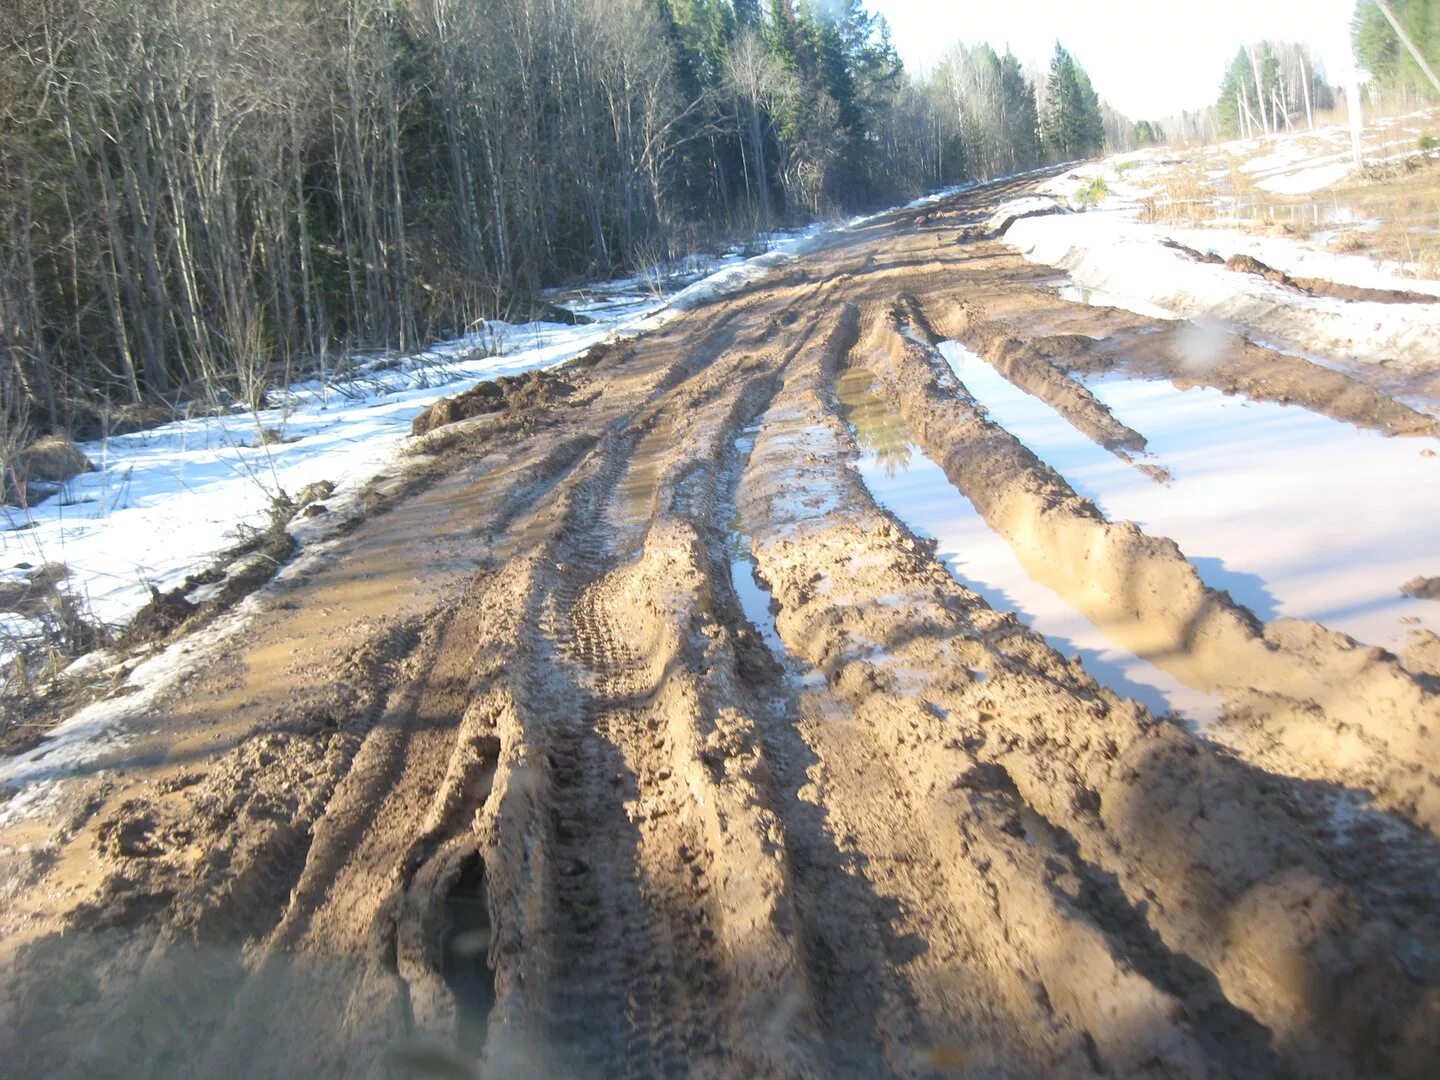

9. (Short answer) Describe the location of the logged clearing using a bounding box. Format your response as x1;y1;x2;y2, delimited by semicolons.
4;173;1440;1079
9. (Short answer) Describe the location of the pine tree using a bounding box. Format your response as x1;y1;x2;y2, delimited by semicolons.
732;0;763;28
1040;43;1103;160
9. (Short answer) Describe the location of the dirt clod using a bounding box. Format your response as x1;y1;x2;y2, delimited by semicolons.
1403;575;1440;601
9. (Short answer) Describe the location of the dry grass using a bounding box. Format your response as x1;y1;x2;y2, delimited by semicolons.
1137;163;1220;227
1328;229;1370;254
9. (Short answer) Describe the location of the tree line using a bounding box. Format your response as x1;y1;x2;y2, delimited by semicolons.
0;0;1125;445
1217;41;1334;137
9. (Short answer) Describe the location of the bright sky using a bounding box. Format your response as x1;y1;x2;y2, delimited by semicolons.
876;0;1361;119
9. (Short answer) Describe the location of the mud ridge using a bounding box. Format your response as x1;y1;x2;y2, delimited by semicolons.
918;295;1148;454
745;306;1243;1075
5;166;1440;1080
875;298;1440;833
752;299;1440;1075
1012;299;1440;438
1223;252;1440;305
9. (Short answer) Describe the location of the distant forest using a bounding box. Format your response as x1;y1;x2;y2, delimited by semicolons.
0;0;1127;439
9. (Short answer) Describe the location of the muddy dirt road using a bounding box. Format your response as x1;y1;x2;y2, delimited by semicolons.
4;175;1440;1079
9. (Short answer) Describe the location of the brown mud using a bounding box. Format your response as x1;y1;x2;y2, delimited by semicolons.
2;172;1439;1079
1174;250;1440;306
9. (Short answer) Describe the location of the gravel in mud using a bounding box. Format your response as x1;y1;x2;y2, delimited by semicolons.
3;174;1439;1080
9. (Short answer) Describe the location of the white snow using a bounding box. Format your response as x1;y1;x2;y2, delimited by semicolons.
1002;206;1440;368
939;341;1440;655
1164;225;1440;297
0;224;830;662
0;181;979;802
994;109;1440;375
984;195;1067;232
1255;161;1354;196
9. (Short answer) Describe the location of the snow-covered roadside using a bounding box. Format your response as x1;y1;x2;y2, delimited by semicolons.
0;222;851;663
1003;207;1440;369
1;183;979;795
989;111;1440;377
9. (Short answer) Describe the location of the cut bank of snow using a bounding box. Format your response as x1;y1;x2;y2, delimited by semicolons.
983;195;1068;232
1163;225;1440;297
1002;205;1440;370
1004;111;1440;369
940;341;1440;654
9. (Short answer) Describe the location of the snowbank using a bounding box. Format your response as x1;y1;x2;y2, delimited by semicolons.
990;108;1440;374
1004;207;1440;369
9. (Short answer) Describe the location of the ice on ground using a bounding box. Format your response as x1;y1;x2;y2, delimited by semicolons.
939;341;1440;654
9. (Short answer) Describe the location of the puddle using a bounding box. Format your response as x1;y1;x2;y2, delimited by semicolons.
443;853;495;1057
835;367;1220;724
939;341;1440;653
1051;283;1177;321
1223;199;1378;234
729;426;787;659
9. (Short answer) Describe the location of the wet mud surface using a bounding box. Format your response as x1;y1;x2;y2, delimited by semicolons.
3;173;1440;1079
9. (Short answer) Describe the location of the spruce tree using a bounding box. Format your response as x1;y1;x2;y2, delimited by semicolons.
1041;43;1103;159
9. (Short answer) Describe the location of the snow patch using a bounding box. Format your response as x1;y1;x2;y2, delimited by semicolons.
1005;209;1440;370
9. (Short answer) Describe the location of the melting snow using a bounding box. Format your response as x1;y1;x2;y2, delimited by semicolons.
0;225;829;657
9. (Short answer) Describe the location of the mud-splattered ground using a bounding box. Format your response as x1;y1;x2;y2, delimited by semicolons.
3;174;1440;1079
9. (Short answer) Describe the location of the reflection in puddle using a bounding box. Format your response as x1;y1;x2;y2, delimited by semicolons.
1053;283;1177;321
443;854;495;1057
835;366;1220;724
939;341;1440;653
836;367;913;477
729;426;786;658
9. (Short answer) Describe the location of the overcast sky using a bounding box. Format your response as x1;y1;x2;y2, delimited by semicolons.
875;0;1361;118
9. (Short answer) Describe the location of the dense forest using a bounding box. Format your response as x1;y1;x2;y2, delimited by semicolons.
0;0;1118;444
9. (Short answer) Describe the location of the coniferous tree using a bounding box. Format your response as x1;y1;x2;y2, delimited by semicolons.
0;0;1063;445
1217;42;1330;136
1354;0;1440;99
1040;43;1103;159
